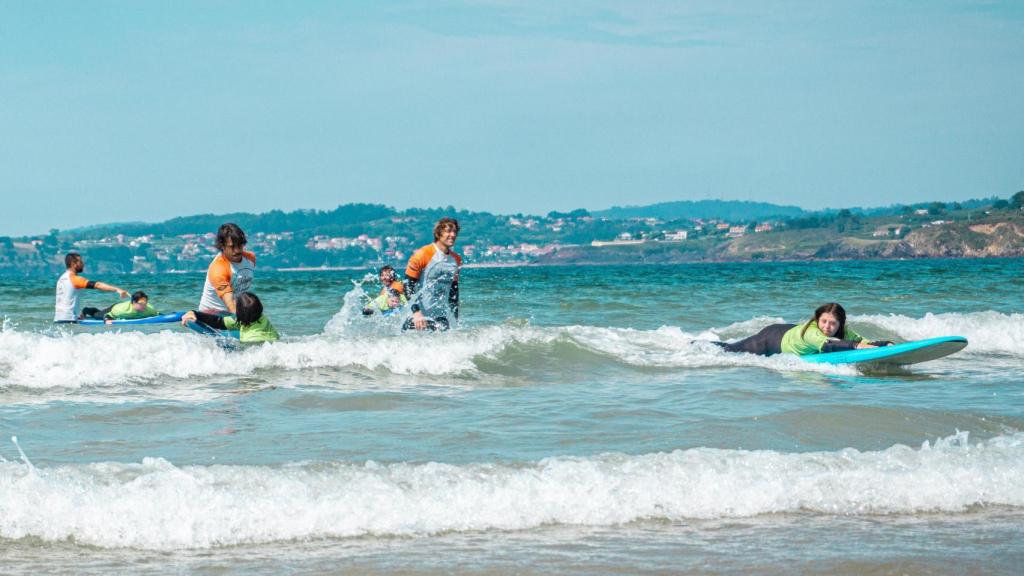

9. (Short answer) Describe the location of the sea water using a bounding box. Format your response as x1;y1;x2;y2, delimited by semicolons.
1;258;1022;573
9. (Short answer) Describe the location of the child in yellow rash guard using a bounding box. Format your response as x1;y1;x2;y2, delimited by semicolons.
714;303;890;356
181;291;279;343
81;291;159;321
780;320;866;355
362;265;408;316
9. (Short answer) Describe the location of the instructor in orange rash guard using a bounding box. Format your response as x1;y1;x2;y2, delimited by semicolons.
403;217;462;331
54;253;129;322
198;223;256;315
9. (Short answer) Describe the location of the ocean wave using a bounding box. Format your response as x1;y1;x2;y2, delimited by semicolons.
1;431;1021;550
2;309;1013;389
852;311;1024;354
0;321;852;390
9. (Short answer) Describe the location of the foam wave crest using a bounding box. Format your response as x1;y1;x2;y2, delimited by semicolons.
565;325;852;374
0;325;563;388
853;311;1024;354
1;431;1021;549
1;321;853;389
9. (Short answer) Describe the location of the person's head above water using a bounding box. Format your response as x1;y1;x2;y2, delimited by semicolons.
802;302;848;339
234;291;264;326
379;265;396;284
433;217;460;250
215;223;248;263
131;290;149;312
65;252;84;272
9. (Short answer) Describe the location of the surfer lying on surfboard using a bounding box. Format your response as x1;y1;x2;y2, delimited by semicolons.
81;290;160;322
713;303;893;357
180;291;279;343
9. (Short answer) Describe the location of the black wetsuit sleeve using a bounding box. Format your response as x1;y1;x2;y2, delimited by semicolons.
192;310;228;330
449;280;459;320
406;277;421;313
821;339;861;353
85;280;97;289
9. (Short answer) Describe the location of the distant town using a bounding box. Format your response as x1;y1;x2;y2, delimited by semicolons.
1;194;1021;275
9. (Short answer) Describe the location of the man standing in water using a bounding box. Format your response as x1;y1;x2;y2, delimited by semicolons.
403;217;462;331
54;253;129;322
198;223;256;315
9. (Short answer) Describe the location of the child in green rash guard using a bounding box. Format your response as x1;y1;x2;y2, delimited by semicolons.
714;302;892;356
80;291;159;321
180;291;279;343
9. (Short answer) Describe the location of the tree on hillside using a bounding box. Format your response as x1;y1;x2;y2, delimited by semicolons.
993;199;1009;210
927;202;946;216
1011;191;1024;209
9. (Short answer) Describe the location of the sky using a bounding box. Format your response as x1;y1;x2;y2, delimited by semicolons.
1;1;1022;236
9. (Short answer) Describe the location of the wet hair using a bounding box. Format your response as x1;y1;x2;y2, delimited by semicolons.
433;217;460;241
379;265;395;276
65;253;83;269
801;302;848;339
215;223;247;251
131;290;148;303
234;291;263;326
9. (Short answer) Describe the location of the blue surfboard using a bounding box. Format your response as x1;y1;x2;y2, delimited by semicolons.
186;321;240;340
800;336;967;366
78;311;186;326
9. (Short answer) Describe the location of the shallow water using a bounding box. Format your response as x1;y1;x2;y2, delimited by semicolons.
1;259;1022;573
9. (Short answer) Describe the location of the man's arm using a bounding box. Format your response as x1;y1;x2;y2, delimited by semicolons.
93;281;129;299
221;291;237;314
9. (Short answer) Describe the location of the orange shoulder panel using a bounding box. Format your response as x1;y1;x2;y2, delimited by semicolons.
70;273;89;289
243;251;256;265
208;255;234;298
405;244;435;279
389;280;406;294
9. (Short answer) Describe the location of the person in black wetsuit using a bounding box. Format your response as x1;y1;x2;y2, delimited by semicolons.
713;303;892;356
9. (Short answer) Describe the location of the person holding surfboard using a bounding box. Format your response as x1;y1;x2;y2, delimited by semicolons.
198;223;255;315
181;291;279;343
714;303;891;356
54;253;130;323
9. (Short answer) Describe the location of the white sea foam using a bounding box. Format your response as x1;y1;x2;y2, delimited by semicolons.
1;431;1021;550
1;309;1016;389
0;322;849;390
852;311;1024;354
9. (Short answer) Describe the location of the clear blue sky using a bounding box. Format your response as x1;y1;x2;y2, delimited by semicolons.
2;1;1022;236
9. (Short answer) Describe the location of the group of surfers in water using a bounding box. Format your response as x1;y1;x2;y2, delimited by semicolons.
53;217;463;344
53;215;892;355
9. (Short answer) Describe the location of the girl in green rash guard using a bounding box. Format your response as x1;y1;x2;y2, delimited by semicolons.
180;291;279;343
714;303;892;357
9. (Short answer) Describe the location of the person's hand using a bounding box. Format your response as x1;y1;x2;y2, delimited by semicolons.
856;341;877;349
362;307;374;316
180;311;196;326
117;289;129;299
412;310;428;330
105;319;113;325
